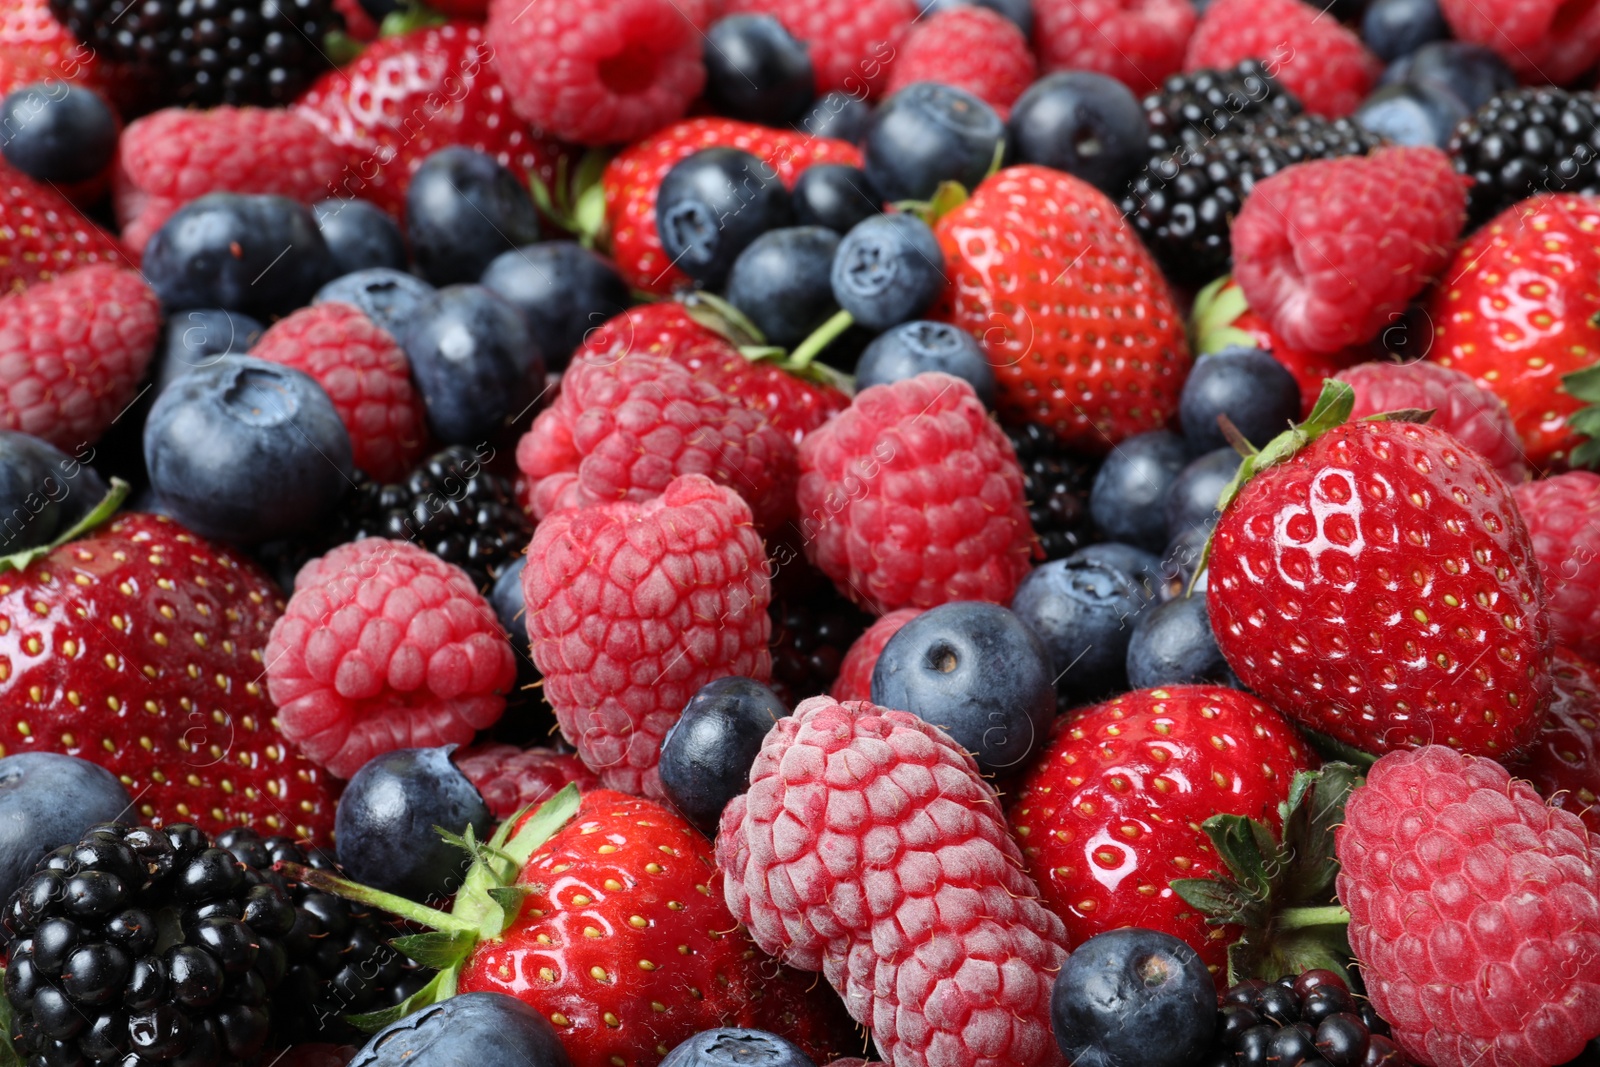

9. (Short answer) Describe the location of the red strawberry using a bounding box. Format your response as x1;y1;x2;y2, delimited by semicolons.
602;118;862;294
934;164;1191;453
1428;194;1600;472
0;511;340;844
1206;382;1553;759
0;0;123;101
0;164;126;296
1510;647;1600;836
293;22;572;219
1009;685;1315;971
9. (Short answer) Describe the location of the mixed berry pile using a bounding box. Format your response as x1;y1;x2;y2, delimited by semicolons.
0;1;1599;1067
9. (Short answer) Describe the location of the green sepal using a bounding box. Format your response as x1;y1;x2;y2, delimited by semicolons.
0;970;20;1067
1359;407;1435;425
1189;275;1252;354
377;1;445;37
322;29;364;65
451;784;581;934
1277;764;1359;905
1171;877;1255;919
529;150;611;246
1226;919;1354;990
348;967;459;1032
679;291;768;347
892;180;969;226
390;930;477;970
1563;364;1600;469
1;478;129;575
486;885;531;920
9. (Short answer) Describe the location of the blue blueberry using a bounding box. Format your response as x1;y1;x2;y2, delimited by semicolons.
406;147;540;287
1066;543;1163;598
791;164;881;234
335;746;493;904
0;431;107;555
830;212;946;332
1011;555;1153;707
724;226;840;348
1361;0;1446;62
662;1030;812;1067
704;15;815;126
1125;592;1238;690
1088;431;1189;554
312;198;408;275
1178;347;1301;453
863;82;1005;202
0;81;116;183
480;242;631;369
142;193;336;319
1160;522;1212;596
794;91;873;144
0;754;130;910
1008;72;1147;196
1052;928;1216;1067
1165;447;1242;546
919;0;1033;36
143;355;353;544
871;601;1056;774
1384;41;1516;112
401;285;544;445
854;321;995;407
491;555;530;662
659;677;789;837
152;309;264;395
1353;81;1469;148
315;268;437;340
348;993;570;1067
657;147;793;290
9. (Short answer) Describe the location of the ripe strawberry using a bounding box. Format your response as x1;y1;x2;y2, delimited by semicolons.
934;164;1191;453
602;118;862;294
1510;647;1600;836
1206;382;1553;759
0;0;124;101
1428;194;1600;472
0;164;126;295
293;22;571;219
1337;745;1600;1067
1009;685;1315;972
0;511;339;844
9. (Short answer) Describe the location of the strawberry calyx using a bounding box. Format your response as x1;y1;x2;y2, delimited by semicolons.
0;477;129;576
1189;274;1258;354
529;151;610;247
273;783;582;1031
1171;763;1361;987
377;1;447;37
1562;363;1600;469
678;291;857;395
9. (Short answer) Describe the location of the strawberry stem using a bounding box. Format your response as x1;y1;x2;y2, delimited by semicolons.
789;309;855;371
1275;905;1350;931
274;862;479;936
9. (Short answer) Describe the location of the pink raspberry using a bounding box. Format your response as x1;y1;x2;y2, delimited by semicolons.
485;0;707;147
717;696;1069;1067
885;6;1036;113
1338;361;1528;485
1511;648;1600;836
1184;0;1380;117
249;302;428;484
1337;744;1600;1067
1438;0;1600;85
115;107;346;256
521;474;773;799
723;0;915;97
1232;146;1467;356
453;743;601;819
266;538;518;779
797;373;1035;615
1514;471;1600;665
0;265;161;450
830;607;920;702
515;351;797;533
1034;0;1195;94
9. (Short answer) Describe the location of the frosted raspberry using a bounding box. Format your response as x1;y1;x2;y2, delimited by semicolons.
522;474;773;799
830;607;920;702
722;0;916;97
1337;745;1600;1067
1338;361;1528;485
485;0;706;146
797;373;1035;615
250;302;428;483
1514;471;1600;665
1438;0;1600;84
515;351;798;532
1232;147;1467;355
1034;0;1195;94
453;743;600;819
1184;0;1380;118
0;265;160;450
266;538;518;778
885;6;1036;112
717;696;1069;1067
1512;648;1600;836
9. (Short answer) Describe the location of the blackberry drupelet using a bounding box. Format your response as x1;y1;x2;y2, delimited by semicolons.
50;0;335;108
3;822;296;1067
214;829;430;1046
1124;115;1383;285
1449;87;1600;227
768;589;871;709
1203;970;1408;1067
1005;421;1096;562
1142;60;1305;157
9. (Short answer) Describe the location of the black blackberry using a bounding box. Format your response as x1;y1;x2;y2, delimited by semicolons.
1004;421;1096;562
1142;60;1305;157
767;587;872;709
214;828;430;1046
1449;87;1600;227
1124;114;1383;286
1201;970;1408;1067
50;0;335;109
